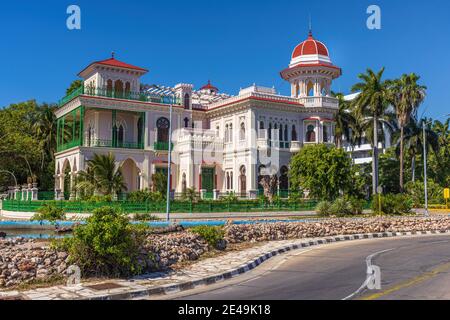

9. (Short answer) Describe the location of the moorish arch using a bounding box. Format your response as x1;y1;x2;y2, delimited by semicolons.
120;158;141;192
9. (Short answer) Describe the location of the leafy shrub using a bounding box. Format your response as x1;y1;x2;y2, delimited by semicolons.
315;200;332;216
133;213;160;221
347;197;366;215
31;203;65;224
221;192;238;203
59;206;148;277
127;189;164;202
86;194;113;203
329;198;353;217
181;187;199;202
372;194;413;215
190;225;225;249
405;180;444;207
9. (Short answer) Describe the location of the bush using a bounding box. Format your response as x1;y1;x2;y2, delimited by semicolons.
31;203;65;224
127;189;164;202
133;213;160;221
405;180;444;207
190;225;225;250
372;194;413;215
329;198;353;217
315;200;332;216
86;195;113;203
347;197;366;215
60;206;148;277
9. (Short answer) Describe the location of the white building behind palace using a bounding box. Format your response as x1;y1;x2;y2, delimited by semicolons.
54;31;342;199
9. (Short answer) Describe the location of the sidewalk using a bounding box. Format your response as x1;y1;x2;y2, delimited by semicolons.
1;229;448;300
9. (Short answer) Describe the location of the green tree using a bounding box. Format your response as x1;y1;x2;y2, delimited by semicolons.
76;153;127;198
351;68;391;195
289;144;353;200
389;73;426;191
332;92;357;149
66;80;83;96
399;118;439;183
152;172;167;195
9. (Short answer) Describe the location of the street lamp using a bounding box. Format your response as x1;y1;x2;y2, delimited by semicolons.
422;120;429;217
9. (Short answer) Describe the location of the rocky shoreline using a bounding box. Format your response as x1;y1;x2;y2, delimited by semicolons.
2;216;450;289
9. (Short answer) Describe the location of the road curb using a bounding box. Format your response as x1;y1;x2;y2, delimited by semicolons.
82;229;450;300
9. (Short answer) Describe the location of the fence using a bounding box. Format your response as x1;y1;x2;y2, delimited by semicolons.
2;199;319;214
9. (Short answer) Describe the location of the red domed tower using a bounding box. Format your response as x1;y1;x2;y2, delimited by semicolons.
280;31;341;98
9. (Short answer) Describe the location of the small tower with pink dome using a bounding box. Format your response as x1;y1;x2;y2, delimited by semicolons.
280;30;341;98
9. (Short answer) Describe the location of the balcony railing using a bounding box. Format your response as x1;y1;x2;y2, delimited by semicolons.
153;141;173;151
58;86;181;107
87;139;143;150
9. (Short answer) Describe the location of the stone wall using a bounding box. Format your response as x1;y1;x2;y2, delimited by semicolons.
2;217;450;289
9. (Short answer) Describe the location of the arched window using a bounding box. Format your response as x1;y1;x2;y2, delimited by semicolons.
182;173;187;193
156;117;170;143
226;172;230;190
184;93;190;109
239;122;245;140
268;123;272;140
118;125;124;146
106;79;113;96
125;82;131;97
114;80;124;98
239;165;246;194
259;121;265;130
230;172;233;189
225;124;229;143
291;125;297;141
184;117;189;128
279;124;283;141
306;124;316;142
284;124;288;141
307;81;314;97
323;125;329;143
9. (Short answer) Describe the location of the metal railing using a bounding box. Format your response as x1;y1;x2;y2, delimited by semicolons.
86;139;144;150
59;86;181;107
153;141;173;151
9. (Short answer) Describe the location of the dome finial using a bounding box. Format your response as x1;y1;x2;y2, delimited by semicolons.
111;51;115;59
308;14;313;38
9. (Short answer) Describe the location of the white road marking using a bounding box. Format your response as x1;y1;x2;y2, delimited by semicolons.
342;248;396;300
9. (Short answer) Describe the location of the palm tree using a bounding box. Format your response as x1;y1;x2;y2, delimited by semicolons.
400;118;439;181
332;92;356;148
389;73;426;191
78;153;127;197
433;119;450;158
351;68;391;194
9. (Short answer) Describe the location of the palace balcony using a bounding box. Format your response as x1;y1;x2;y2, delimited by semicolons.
58;86;181;107
297;96;339;109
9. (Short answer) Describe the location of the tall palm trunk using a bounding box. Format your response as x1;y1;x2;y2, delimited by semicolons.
411;156;416;182
399;125;404;192
372;116;379;195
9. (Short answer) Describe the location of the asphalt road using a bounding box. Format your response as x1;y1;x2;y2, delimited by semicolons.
158;234;450;300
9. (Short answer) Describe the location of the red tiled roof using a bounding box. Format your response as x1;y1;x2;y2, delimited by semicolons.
200;80;218;91
95;58;148;71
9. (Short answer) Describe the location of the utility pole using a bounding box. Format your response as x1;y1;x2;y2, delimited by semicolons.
423;121;429;217
166;101;173;222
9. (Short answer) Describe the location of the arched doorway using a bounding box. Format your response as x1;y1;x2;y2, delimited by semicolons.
62;160;71;200
239;165;246;196
121;158;140;192
279;166;289;192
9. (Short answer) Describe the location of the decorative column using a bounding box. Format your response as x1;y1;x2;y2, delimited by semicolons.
21;184;27;201
31;182;38;201
69;172;77;200
14;186;20;200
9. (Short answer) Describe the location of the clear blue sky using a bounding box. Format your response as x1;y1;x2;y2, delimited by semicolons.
0;0;449;119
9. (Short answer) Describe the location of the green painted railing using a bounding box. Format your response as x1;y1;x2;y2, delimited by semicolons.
154;141;173;151
2;199;319;214
88;139;144;150
57;140;81;152
58;86;181;107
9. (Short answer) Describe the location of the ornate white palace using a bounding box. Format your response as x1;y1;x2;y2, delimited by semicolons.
54;31;341;199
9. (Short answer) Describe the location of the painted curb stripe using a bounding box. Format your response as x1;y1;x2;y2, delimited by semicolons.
80;230;450;300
